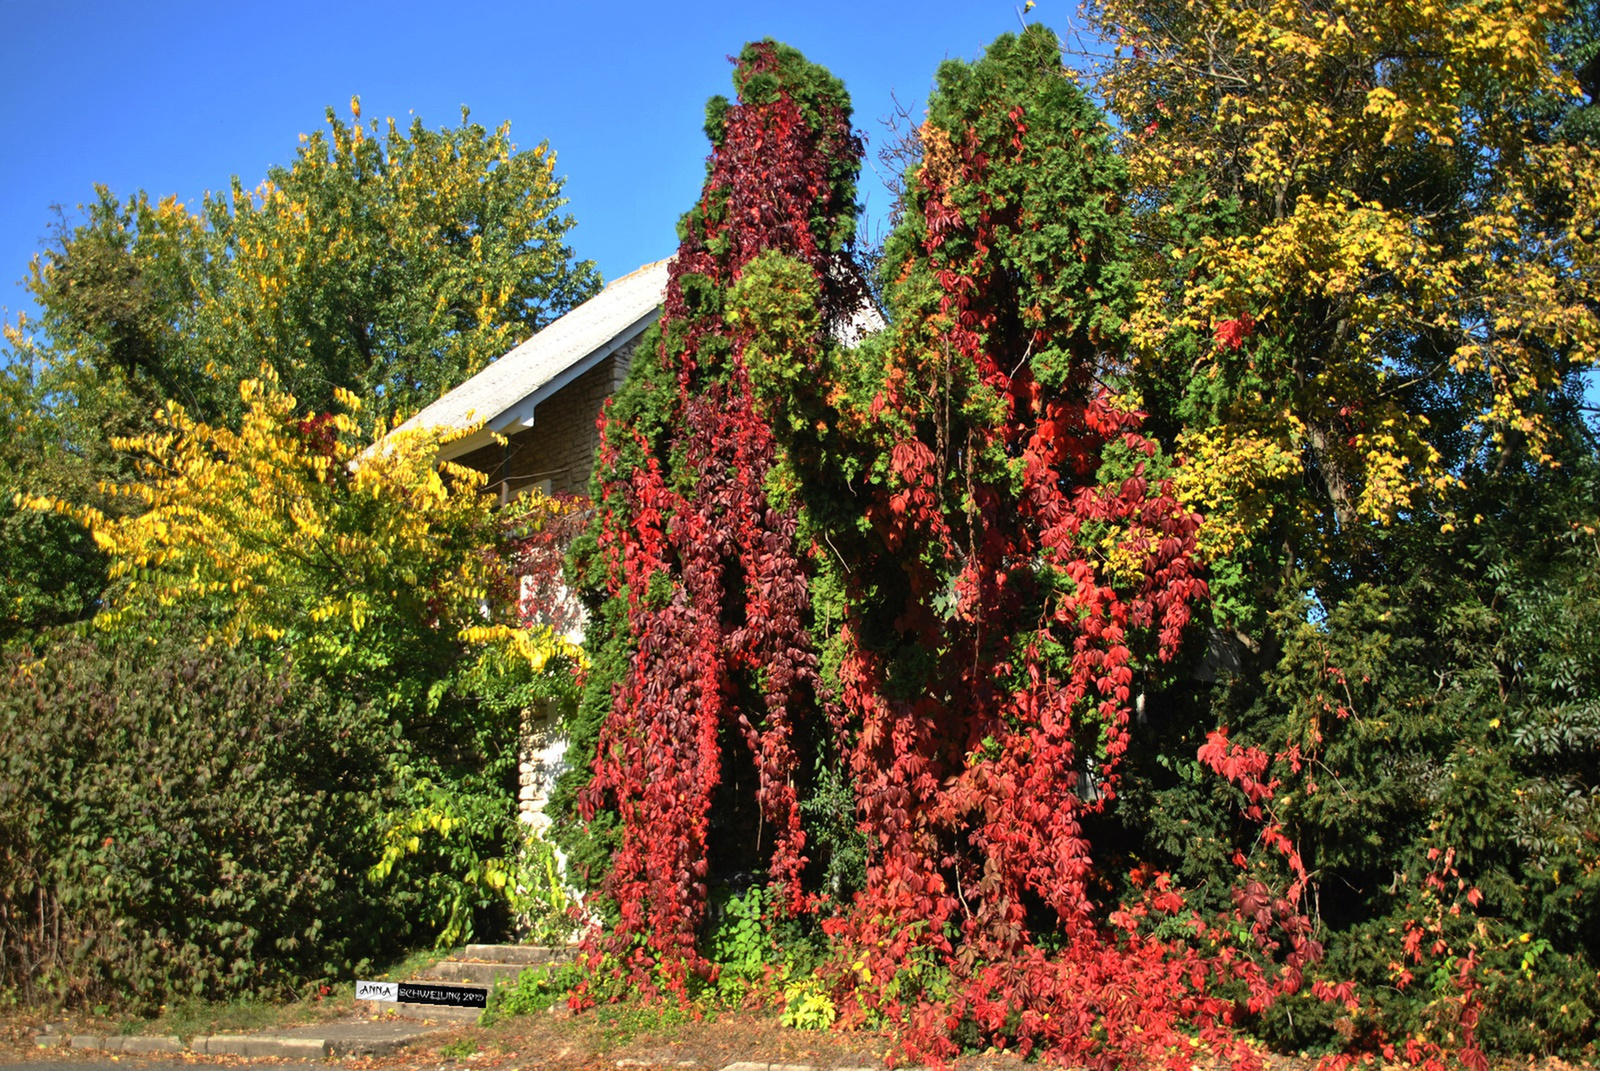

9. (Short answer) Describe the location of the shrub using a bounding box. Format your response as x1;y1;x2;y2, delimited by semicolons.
0;630;406;1009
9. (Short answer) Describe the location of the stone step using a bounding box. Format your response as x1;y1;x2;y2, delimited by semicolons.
47;1018;456;1058
461;943;570;965
417;960;534;986
355;997;483;1023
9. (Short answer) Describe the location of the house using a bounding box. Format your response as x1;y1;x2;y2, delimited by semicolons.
397;257;673;502
396;259;671;866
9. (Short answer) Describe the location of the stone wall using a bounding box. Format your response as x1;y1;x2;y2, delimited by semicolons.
517;701;567;837
513;700;583;942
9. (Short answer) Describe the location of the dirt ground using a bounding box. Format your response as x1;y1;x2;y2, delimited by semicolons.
0;1003;894;1071
1;1005;1592;1071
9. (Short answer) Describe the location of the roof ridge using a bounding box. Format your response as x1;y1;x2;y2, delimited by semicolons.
604;256;674;290
392;258;672;442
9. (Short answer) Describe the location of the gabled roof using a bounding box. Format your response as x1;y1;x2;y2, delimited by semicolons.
399;257;672;460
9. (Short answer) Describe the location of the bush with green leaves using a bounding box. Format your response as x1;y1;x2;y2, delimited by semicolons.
480;961;585;1024
1109;449;1600;1059
0;630;411;1009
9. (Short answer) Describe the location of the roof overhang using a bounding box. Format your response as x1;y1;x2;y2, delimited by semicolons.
431;303;661;463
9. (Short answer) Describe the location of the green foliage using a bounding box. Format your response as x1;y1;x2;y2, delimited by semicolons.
12;105;597;428
0;104;598;644
797;756;867;906
0;631;404;1009
508;833;582;946
379;639;581;949
1115;445;1600;1057
542;567;627;899
29;375;586;951
205;103;599;422
0;361;108;645
1076;1;1600;1059
706;886;773;985
438;1038;480;1060
480;961;584;1024
0;501;103;645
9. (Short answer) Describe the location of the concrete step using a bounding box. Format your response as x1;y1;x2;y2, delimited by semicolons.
418;945;575;986
417;960;530;986
461;943;571;965
355;997;483;1023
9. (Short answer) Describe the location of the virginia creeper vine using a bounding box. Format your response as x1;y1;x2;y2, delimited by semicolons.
578;40;863;996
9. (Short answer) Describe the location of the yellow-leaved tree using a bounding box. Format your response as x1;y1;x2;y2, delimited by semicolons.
204;101;600;422
1090;0;1600;619
1;102;598;642
28;370;582;945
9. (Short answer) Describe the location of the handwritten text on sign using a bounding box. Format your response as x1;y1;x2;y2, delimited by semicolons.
397;982;487;1008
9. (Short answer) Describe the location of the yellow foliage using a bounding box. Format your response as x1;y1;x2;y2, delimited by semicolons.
197;107;593;422
1173;418;1305;562
30;368;579;681
1095;0;1598;567
459;623;581;675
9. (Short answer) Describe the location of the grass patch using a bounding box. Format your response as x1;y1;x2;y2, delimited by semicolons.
136;995;329;1040
366;945;458;983
438;1037;480;1059
593;1001;703;1048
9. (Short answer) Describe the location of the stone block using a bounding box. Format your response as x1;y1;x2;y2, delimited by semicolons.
70;1035;115;1051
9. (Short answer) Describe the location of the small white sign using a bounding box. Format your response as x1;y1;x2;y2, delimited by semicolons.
355;980;398;1002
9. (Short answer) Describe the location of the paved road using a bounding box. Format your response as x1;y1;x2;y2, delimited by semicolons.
0;1063;316;1071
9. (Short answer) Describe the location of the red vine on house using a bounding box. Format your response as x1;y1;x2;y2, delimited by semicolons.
574;28;1336;1066
578;39;863;997
796;29;1321;1066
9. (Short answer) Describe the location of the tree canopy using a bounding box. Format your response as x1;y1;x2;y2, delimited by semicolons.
1;102;598;641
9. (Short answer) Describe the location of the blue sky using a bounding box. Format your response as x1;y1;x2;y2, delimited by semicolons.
0;0;1075;319
2;1;1591;415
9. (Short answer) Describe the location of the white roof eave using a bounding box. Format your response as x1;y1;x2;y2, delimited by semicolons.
434;303;662;463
